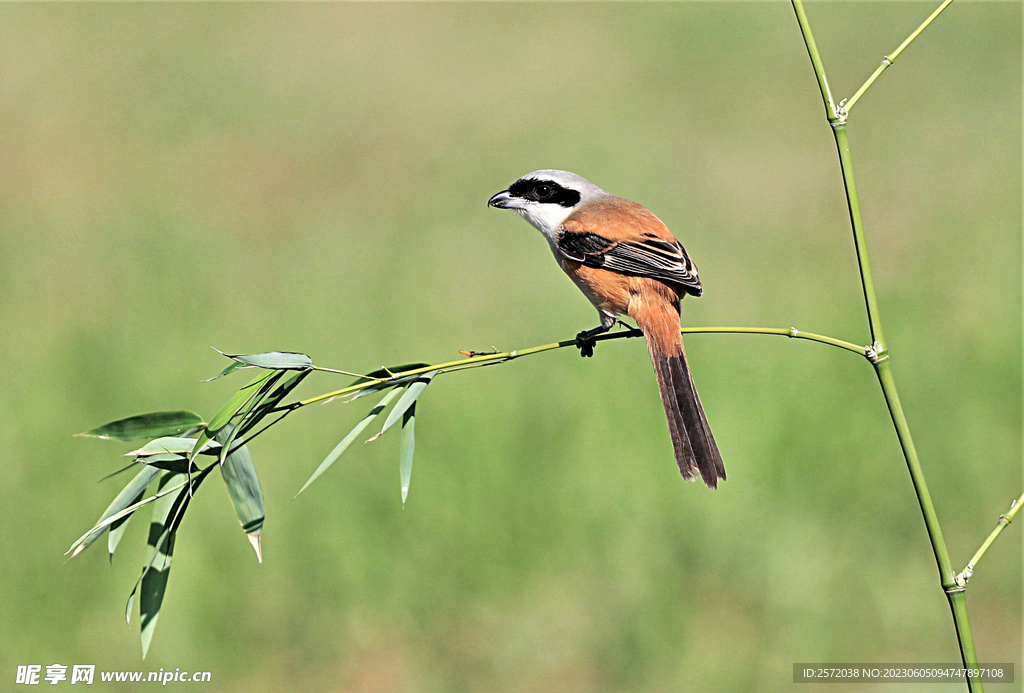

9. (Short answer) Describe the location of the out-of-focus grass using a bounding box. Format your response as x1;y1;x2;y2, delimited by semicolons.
0;3;1018;692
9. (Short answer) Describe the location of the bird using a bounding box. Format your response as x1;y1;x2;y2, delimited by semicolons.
488;169;725;489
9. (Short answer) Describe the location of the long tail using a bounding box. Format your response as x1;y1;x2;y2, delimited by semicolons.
630;298;725;489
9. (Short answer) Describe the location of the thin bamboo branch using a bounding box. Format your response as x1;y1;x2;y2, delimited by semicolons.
790;0;842;122
956;493;1023;586
789;1;981;690
291;325;868;410
842;0;957;114
312;365;385;379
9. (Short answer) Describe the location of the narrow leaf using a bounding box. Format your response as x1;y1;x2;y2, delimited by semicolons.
216;349;313;371
217;426;265;561
216;372;284;466
188;371;275;469
207;371;277;434
127;437;218;457
346;363;431;401
296;387;403;496
141;453;195;474
98;459;142;483
125;468;212;629
368;370;438;442
66;474;194;556
399;403;416;507
348;375;417;401
77;411;204;442
349;363;431;387
73;466;161;559
140;473;185;658
108;493;144;561
202;361;248;382
237;370;310;437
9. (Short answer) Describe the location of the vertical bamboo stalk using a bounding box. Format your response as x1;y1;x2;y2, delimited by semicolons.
789;2;982;690
948;591;981;676
872;359;953;581
832;125;886;350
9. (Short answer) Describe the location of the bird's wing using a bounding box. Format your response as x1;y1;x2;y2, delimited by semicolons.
557;197;703;296
557;230;702;297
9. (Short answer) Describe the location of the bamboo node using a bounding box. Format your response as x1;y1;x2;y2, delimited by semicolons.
952;565;974;590
865;342;889;364
835;99;849;122
788;327;800;338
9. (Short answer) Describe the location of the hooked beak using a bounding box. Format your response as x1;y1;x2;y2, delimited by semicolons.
487;190;525;210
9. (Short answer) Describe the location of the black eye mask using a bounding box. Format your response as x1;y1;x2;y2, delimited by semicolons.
508;179;582;208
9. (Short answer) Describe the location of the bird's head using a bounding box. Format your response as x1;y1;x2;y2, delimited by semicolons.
488;169;605;239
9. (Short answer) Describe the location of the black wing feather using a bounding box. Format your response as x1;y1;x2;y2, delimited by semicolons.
557;231;702;296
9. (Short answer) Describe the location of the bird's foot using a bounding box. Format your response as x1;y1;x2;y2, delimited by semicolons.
575;327;607;358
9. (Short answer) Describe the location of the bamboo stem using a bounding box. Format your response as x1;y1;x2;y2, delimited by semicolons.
789;1;981;689
873;359;955;586
948;591;981;675
790;0;841;122
843;0;957;114
957;493;1023;584
832;124;886;350
293;325;868;409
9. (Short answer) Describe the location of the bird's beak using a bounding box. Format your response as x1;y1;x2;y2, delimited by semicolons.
487;190;524;210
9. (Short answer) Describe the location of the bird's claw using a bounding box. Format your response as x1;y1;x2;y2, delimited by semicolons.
575;331;597;358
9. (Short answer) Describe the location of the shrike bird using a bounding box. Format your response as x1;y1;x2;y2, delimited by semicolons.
488;169;725;488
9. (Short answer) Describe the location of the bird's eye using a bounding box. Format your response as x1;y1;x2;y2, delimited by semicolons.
535;184;553;200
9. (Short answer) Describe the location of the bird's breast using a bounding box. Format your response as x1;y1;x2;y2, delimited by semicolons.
557;255;634;316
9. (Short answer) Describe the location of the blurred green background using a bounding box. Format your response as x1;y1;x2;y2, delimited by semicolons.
0;3;1019;692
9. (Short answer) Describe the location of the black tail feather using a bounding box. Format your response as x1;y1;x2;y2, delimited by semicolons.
650;348;725;489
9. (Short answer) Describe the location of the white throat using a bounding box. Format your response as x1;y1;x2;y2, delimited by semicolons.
517;203;575;241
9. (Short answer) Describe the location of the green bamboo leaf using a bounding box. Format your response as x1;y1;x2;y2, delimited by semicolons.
367;370;438;442
108;510;138;561
125;467;210;657
208;371;277;434
216;349;313;371
399;403;416;507
139;473;186;658
349;363;431;386
98;460;141;483
295;387;404;497
108;467;169;559
66;475;194;557
237;370;310;437
348;377;415;401
125;468;212;630
141;453;194;474
201;361;248;382
71;466;161;560
127;437;219;457
188;371;275;468
347;363;431;401
216;372;285;466
77;411;204;442
217;426;265;562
